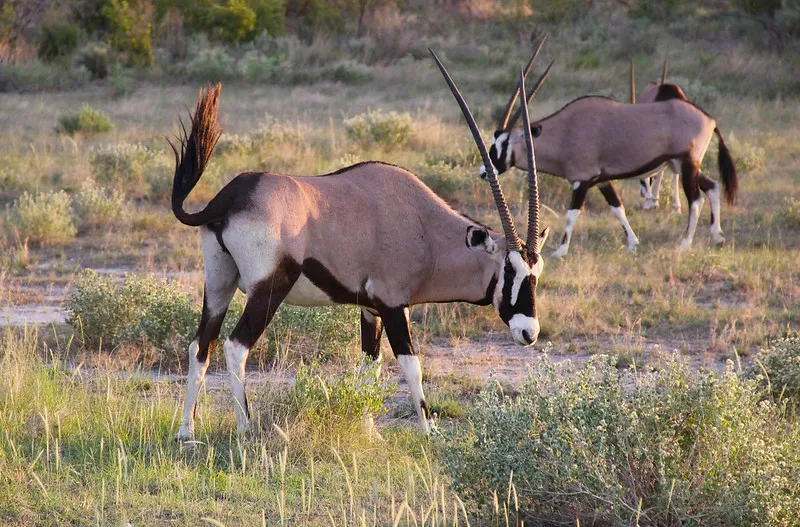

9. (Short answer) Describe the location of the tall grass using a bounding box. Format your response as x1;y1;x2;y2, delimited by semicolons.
0;328;488;526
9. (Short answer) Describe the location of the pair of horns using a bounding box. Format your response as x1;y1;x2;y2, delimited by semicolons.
430;49;541;256
629;58;668;103
498;36;555;131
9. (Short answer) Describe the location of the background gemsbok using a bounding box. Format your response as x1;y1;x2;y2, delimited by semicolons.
171;74;548;440
487;51;738;258
635;59;689;213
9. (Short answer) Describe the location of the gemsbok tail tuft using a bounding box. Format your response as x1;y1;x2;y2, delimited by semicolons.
169;84;223;226
714;127;738;206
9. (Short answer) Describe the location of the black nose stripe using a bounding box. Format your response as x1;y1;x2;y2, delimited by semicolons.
522;330;533;344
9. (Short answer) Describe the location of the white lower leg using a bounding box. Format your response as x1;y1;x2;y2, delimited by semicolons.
643;172;663;210
705;185;725;244
679;196;704;250
398;354;432;434
178;340;209;441
610;205;640;252
672;173;682;213
552;209;580;258
224;339;251;436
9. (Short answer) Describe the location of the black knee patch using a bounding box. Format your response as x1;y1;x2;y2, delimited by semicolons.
420;399;431;419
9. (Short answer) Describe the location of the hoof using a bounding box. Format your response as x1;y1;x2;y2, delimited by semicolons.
671;205;682;215
551;245;569;259
711;234;726;246
627;241;640;254
642;199;659;211
677;240;692;251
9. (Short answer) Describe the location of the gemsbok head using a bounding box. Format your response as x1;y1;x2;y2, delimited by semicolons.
170;74;548;440
487;49;737;258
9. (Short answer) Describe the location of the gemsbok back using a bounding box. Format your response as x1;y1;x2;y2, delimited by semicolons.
171;75;549;440
488;49;738;258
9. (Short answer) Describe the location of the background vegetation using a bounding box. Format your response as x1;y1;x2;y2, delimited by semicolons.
1;0;799;525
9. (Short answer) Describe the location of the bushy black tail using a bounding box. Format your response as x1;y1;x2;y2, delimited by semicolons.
169;84;223;226
715;127;738;206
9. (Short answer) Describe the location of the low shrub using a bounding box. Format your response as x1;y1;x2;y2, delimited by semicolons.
76;42;114;79
75;180;126;226
67;271;197;362
56;104;114;136
38;21;82;63
185;46;238;81
752;334;800;405
0;61;90;92
89;143;164;190
290;357;394;438
343;109;412;149
7;190;76;245
439;355;800;526
215;117;305;156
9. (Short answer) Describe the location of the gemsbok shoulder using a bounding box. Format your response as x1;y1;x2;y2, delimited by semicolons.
171;73;548;440
487;50;738;258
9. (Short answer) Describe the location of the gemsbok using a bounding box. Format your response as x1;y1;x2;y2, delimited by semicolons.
171;72;548;439
487;52;738;258
635;59;688;213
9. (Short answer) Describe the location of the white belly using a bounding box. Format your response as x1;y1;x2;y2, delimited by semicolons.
284;275;336;306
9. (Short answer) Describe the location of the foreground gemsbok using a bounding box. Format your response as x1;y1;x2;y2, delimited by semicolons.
172;75;548;439
488;52;738;257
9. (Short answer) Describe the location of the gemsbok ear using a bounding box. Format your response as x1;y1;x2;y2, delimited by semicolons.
466;226;497;254
537;227;551;254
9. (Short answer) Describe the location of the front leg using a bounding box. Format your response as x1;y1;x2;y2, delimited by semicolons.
598;182;639;253
380;306;432;434
552;181;589;259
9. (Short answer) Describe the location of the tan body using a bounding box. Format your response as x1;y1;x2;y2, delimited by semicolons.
216;163;500;308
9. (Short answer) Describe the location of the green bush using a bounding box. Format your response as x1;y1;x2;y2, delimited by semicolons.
439;355;800;526
76;42;114;79
102;0;154;67
185;46;238;81
38;21;82;62
8;190;76;245
0;61;90;92
56;104;114;136
343;109;412;149
753;335;800;405
75;179;126;226
291;357;394;435
248;0;286;36
67;271;197;360
210;0;256;43
89;143;163;188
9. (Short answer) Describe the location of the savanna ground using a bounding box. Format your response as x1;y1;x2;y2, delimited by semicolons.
1;1;800;525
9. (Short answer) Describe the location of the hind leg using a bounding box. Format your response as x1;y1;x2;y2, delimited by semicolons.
698;173;725;245
679;161;704;250
224;258;301;436
671;170;682;214
360;308;384;438
178;234;239;441
599;183;639;253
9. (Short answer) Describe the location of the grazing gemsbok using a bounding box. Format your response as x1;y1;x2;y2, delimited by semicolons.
635;59;688;213
487;53;738;257
171;76;548;439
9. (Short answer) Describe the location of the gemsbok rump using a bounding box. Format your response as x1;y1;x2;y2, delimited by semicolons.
487;51;738;257
171;74;548;439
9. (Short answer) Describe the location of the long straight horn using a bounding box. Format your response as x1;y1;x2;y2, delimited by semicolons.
507;59;554;128
661;58;668;84
519;68;539;255
429;48;521;252
498;34;548;130
630;59;636;104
